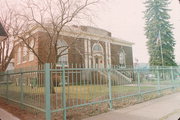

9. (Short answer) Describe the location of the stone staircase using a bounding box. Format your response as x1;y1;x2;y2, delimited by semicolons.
98;69;133;85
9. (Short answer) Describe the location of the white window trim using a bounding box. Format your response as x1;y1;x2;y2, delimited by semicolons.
29;51;34;62
56;63;69;67
56;55;69;67
56;40;69;67
29;40;35;62
17;47;21;65
22;46;28;63
92;43;104;53
119;49;126;67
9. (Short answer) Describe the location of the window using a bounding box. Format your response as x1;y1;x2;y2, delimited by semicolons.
119;50;126;66
17;47;21;64
29;40;34;61
92;43;103;52
57;40;68;65
22;45;28;62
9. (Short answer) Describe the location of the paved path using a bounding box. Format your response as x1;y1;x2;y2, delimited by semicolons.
84;92;180;120
0;108;20;120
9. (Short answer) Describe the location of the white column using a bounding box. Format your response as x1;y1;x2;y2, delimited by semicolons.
108;42;111;66
88;40;92;68
84;39;88;68
105;42;108;67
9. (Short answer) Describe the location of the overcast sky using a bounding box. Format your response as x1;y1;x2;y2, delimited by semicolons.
3;0;180;64
93;0;180;64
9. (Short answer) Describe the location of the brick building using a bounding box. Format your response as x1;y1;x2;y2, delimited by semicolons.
13;25;134;69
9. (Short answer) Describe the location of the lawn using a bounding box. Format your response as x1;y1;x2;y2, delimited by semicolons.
141;79;180;85
62;85;155;100
0;83;156;100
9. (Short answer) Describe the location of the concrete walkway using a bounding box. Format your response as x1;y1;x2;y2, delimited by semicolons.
84;92;180;120
0;108;20;120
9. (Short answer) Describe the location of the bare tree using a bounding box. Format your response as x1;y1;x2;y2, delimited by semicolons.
9;0;100;93
16;0;100;64
0;2;26;72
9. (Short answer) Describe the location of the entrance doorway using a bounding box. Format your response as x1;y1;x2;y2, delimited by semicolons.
94;55;104;68
92;43;104;68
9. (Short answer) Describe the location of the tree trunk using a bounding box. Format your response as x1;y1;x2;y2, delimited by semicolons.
50;63;56;94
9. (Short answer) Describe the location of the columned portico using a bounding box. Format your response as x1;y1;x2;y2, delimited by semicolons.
80;26;133;69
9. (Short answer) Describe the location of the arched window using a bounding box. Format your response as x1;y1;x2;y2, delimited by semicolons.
29;40;34;61
57;40;68;65
22;45;28;62
119;49;126;66
17;47;21;64
92;43;103;52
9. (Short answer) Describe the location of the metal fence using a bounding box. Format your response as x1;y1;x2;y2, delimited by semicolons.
0;64;180;120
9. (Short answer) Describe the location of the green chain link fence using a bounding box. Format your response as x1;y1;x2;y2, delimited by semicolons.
0;64;180;120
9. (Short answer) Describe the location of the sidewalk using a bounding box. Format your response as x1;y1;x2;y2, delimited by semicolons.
0;108;20;120
84;92;180;120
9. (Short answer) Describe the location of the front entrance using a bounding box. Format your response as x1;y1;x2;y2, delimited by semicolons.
92;43;104;68
93;55;104;68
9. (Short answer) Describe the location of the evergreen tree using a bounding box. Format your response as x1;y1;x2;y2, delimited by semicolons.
144;0;176;66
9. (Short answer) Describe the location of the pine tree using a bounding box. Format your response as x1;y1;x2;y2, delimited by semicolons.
144;0;176;66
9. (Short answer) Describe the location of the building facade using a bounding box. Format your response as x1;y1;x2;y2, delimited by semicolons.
13;25;134;69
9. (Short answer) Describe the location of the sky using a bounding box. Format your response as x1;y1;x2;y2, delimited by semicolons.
93;0;180;64
2;0;180;64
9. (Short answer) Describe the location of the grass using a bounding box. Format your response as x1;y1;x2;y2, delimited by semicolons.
0;84;156;100
141;79;180;85
64;85;155;100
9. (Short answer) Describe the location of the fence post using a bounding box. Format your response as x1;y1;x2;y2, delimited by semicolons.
44;63;51;120
137;70;141;102
6;71;9;101
157;66;161;95
62;64;67;120
20;69;24;109
107;65;112;109
170;66;175;91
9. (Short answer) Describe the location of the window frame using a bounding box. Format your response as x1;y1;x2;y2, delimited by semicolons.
92;43;103;53
22;45;28;63
17;47;21;64
56;40;69;67
29;40;35;62
119;49;126;67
